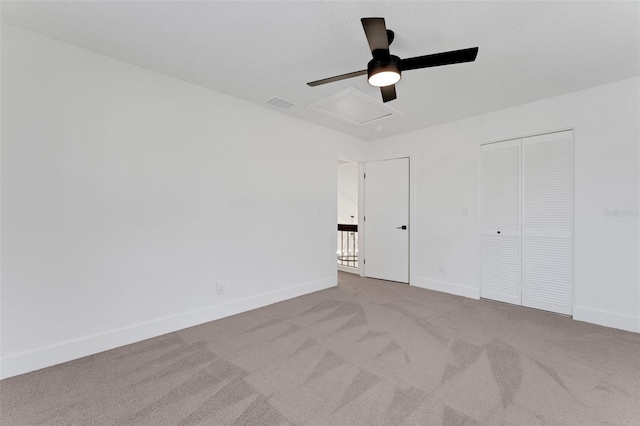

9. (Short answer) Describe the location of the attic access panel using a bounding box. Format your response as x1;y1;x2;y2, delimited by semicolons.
307;87;403;126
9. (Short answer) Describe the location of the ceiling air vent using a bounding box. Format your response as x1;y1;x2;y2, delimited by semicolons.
265;96;296;109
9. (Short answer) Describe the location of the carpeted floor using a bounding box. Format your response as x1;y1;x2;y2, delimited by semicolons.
1;272;639;425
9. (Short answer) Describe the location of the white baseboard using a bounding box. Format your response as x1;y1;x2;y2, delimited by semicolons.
410;279;638;333
573;306;639;333
412;276;480;300
0;277;335;380
337;265;359;274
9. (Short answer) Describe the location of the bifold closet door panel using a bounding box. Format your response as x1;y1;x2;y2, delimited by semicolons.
522;131;573;315
480;139;522;305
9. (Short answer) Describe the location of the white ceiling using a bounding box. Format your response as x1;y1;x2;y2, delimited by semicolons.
2;1;639;141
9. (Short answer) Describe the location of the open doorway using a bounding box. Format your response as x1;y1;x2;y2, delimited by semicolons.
337;159;359;274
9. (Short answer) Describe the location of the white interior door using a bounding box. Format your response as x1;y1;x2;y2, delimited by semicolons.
480;139;522;305
522;131;573;315
364;158;409;283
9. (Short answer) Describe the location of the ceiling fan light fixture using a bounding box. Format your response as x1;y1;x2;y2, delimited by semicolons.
367;57;401;87
306;17;479;103
368;70;401;87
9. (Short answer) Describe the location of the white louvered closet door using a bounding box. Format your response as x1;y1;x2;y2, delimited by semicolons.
521;131;573;315
480;139;522;305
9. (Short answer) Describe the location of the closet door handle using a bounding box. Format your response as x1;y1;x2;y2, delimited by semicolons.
497;231;501;234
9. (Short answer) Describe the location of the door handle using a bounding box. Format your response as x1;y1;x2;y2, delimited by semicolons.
397;225;407;230
497;231;501;234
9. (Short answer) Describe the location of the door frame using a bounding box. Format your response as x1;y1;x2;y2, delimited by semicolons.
335;158;365;277
362;155;414;284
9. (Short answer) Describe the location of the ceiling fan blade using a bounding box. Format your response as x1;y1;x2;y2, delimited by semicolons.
361;17;389;57
400;47;479;71
380;85;397;103
307;70;367;87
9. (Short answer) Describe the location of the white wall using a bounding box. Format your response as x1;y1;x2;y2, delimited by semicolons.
337;161;358;225
1;23;637;381
0;24;366;379
368;76;640;333
0;20;4;378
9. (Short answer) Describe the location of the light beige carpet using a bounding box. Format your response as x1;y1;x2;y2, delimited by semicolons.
1;272;639;425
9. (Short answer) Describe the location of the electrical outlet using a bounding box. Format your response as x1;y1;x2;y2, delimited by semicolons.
216;282;225;295
438;265;446;274
463;207;470;217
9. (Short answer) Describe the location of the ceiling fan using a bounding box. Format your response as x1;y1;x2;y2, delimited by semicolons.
307;17;479;103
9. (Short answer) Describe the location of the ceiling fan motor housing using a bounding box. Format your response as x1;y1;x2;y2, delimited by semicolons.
367;55;401;87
